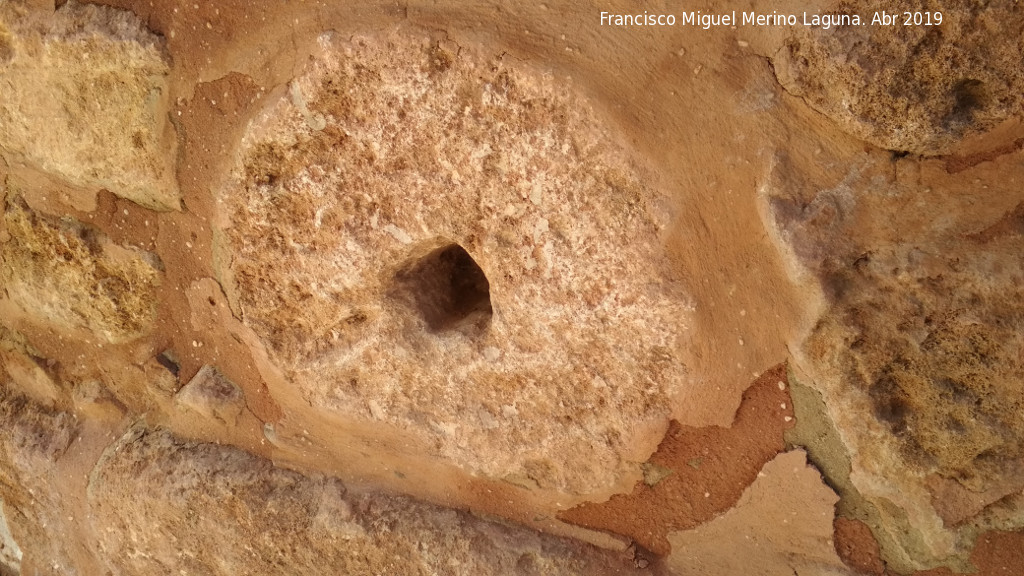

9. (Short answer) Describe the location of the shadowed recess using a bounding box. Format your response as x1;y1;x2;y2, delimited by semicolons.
393;243;493;332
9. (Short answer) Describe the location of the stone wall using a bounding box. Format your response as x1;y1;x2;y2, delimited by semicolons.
1;1;1023;574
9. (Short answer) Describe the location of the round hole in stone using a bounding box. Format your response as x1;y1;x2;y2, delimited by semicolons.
393;242;492;332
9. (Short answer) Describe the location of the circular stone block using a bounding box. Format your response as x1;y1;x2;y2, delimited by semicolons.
217;31;693;494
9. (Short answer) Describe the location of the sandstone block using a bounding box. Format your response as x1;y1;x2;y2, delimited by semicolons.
764;132;1024;570
0;498;20;576
174;364;245;426
773;0;1024;155
86;426;649;576
1;199;160;343
0;385;78;575
217;31;692;494
0;1;179;211
0;327;58;408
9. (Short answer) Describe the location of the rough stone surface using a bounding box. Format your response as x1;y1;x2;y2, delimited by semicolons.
173;364;246;427
0;327;60;408
914;531;1024;576
219;31;691;494
86;426;652;576
0;1;179;211
1;0;1024;574
0;499;21;576
773;0;1024;155
1;198;160;343
807;242;1024;488
0;386;79;575
783;374;927;572
767;148;1024;570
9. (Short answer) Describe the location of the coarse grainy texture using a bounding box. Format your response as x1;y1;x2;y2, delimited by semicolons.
764;104;1024;571
173;365;246;426
773;0;1024;155
798;240;1024;571
0;0;179;210
1;0;1024;574
86;426;652;576
913;531;1024;576
0;497;20;576
1;199;160;343
218;31;692;494
0;326;61;408
0;385;78;576
808;243;1024;488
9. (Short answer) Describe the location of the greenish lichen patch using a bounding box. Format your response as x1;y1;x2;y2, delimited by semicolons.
786;369;974;574
641;462;674;487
